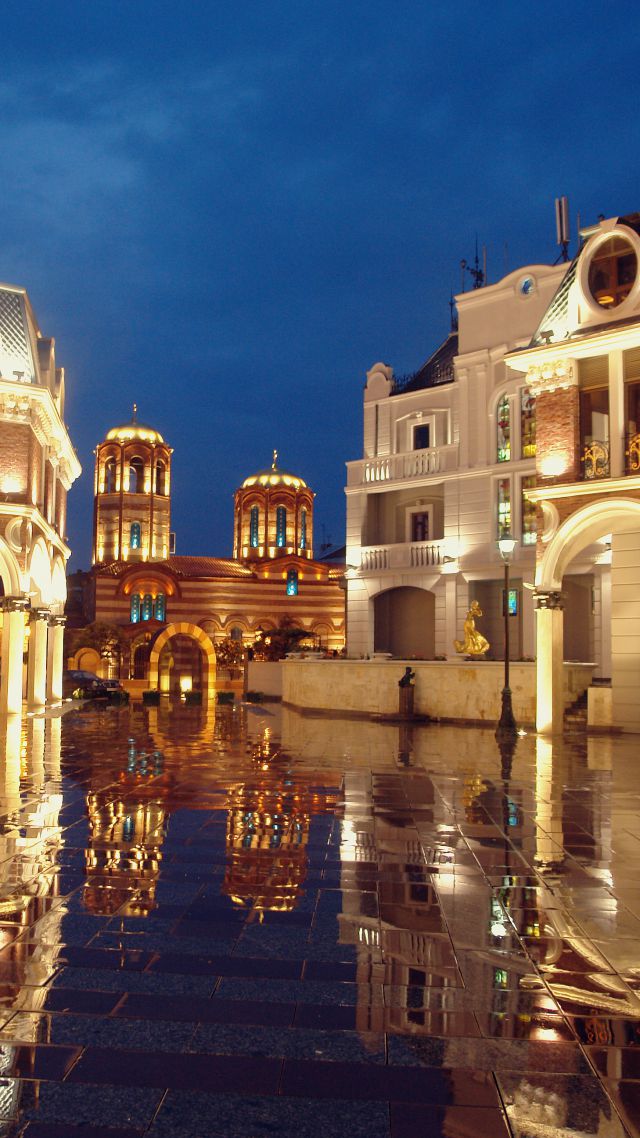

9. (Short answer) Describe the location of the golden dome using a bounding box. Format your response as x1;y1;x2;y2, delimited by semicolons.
104;405;165;445
242;450;307;491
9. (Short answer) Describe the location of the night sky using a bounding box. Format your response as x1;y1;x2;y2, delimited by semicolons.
1;2;637;569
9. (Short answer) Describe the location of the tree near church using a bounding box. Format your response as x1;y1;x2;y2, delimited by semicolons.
71;622;128;671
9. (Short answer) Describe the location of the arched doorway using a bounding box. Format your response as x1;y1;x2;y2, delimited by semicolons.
536;497;640;734
148;622;217;697
373;587;435;658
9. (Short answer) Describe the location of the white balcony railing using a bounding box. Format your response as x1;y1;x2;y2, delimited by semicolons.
360;540;448;571
347;444;459;488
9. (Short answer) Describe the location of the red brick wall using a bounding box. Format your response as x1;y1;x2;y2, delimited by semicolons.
536;386;580;486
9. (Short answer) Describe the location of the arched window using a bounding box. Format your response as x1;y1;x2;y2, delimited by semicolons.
154;593;166;621
300;508;307;550
141;593;153;621
250;505;259;548
522;475;537;545
155;461;166;495
276;506;287;548
130;522;141;550
129;457;144;493
497;395;511;462
230;626;243;641
130;593;141;623
286;568;298;596
521;388;536;458
104;457;116;494
133;641;150;679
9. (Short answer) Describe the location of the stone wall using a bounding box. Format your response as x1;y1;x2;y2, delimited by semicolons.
282;658;594;727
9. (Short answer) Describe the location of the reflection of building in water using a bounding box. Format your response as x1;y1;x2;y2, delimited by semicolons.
84;784;167;917
0;716;65;1102
223;771;336;913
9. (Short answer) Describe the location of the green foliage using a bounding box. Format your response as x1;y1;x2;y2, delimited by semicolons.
252;617;311;661
71;621;127;662
214;638;245;668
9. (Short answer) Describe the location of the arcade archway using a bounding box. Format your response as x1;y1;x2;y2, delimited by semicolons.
148;621;217;697
373;586;435;658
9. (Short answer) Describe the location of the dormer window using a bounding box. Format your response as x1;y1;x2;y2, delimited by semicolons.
588;235;637;309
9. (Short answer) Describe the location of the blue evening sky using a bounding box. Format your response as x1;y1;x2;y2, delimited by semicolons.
1;1;637;567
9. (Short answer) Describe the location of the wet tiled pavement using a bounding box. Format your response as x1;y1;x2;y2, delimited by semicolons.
0;701;638;1135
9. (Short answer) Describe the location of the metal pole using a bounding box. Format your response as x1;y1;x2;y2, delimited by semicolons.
496;555;517;738
504;560;510;691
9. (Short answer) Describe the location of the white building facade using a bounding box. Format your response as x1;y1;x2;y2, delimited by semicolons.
0;284;80;714
346;214;640;733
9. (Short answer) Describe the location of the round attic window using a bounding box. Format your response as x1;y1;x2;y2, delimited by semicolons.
588;235;637;309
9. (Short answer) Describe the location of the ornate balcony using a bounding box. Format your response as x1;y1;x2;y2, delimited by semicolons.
346;444;459;488
580;439;609;480
360;541;448;572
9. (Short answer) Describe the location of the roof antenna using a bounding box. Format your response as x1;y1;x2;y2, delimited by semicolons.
449;292;458;332
555;195;570;263
463;238;485;289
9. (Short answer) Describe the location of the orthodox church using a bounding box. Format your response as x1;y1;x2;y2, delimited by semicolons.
68;413;345;695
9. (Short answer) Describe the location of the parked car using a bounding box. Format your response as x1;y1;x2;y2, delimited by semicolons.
63;671;128;702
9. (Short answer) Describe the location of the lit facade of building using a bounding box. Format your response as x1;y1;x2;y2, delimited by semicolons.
0;284;81;713
345;212;640;733
71;428;345;692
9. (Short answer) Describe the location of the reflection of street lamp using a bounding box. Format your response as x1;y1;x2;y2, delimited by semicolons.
497;535;517;738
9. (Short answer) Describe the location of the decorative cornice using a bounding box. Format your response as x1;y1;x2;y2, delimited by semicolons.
47;613;66;627
526;358;576;396
0;594;30;613
526;476;640;503
535;590;564;610
0;378;81;484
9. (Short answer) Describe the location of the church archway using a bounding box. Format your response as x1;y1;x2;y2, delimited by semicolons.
148;621;217;696
373;586;435;658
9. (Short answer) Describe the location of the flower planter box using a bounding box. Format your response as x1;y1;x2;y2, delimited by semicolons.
217;691;235;705
142;690;161;706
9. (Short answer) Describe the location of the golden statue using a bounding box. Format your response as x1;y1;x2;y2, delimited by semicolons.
454;600;490;657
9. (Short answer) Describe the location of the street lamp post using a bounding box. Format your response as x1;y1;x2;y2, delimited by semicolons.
496;535;517;738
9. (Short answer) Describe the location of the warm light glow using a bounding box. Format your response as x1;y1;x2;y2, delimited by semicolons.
498;536;517;560
179;676;192;693
0;474;22;495
539;453;569;478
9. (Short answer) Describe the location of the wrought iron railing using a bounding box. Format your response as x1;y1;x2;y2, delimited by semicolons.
581;439;609;480
625;431;640;474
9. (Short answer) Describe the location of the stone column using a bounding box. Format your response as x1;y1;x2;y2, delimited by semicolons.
609;349;625;479
535;590;564;735
0;597;30;715
27;608;49;708
46;615;66;704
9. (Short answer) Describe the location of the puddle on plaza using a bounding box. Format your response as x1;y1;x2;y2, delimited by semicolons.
0;703;637;1135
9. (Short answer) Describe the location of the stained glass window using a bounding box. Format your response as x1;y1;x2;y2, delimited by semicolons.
522;475;537;546
521;388;536;458
276;506;286;548
154;593;166;621
300;508;307;549
286;569;298;596
130;522;141;550
497;478;511;539
250;506;259;548
130;593;141;623
497;395;511;462
141;593;153;621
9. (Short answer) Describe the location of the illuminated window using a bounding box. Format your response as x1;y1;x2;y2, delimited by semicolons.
497;478;511;538
520;388;536;457
300;508;307;549
522;476;536;546
141;593;153;621
588;235;637;308
130;593;141;623
129;457;144;493
497;395;511;462
286;569;298;596
276;506;286;548
104;458;116;493
130;522;141;550
155;461;166;495
154;593;166;621
250;505;259;548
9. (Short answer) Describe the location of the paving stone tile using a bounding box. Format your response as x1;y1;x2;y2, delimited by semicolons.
147;1092;391;1137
